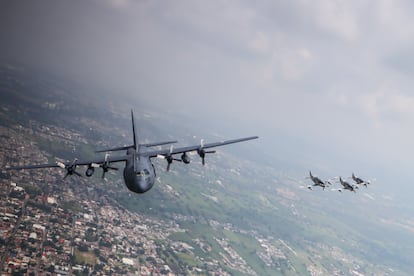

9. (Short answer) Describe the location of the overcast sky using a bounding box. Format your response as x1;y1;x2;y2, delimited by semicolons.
2;0;414;195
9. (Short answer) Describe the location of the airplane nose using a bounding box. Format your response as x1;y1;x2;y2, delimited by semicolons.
130;176;153;194
137;177;148;189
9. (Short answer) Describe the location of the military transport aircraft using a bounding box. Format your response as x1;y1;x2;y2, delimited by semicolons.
4;111;258;194
307;171;331;190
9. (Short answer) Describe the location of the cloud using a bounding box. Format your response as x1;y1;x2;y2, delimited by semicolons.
369;90;414;121
3;0;414;184
312;0;360;41
106;0;130;9
248;31;271;55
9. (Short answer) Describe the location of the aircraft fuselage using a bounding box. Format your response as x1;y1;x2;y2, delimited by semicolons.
123;150;156;193
339;177;356;192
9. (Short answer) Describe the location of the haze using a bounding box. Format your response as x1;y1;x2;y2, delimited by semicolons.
1;0;414;202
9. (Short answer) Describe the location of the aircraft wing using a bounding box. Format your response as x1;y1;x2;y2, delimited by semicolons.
4;154;130;171
146;136;259;158
73;155;130;166
4;163;61;170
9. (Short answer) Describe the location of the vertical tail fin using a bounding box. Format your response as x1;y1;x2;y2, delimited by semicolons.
95;110;139;153
131;109;138;150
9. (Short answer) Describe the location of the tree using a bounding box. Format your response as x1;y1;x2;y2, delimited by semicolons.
47;265;55;273
78;243;89;252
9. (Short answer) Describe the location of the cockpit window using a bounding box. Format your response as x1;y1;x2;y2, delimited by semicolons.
136;169;150;176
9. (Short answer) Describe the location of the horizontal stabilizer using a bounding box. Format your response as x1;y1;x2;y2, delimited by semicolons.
95;145;134;153
140;140;178;147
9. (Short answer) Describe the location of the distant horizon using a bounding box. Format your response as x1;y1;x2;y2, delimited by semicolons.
0;61;410;206
1;61;414;274
1;0;414;206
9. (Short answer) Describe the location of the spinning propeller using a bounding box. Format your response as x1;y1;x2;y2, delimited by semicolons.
197;139;216;165
157;145;182;172
57;159;82;179
100;153;118;178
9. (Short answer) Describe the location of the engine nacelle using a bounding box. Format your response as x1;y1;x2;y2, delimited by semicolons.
85;166;95;177
197;148;205;158
181;153;190;164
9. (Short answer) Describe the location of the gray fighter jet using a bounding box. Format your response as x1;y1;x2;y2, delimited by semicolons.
4;110;258;194
307;171;330;190
338;177;357;193
351;173;369;188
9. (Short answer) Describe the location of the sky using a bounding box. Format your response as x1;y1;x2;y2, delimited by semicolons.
2;0;414;196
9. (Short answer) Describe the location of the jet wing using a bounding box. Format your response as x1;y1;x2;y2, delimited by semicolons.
4;154;130;171
146;136;259;158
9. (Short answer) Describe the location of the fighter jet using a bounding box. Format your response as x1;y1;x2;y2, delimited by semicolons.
338;177;357;193
4;110;259;194
307;171;331;190
351;173;370;188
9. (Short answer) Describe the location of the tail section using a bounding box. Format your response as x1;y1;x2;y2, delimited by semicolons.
140;141;178;147
96;145;133;153
131;109;138;150
96;110;138;153
352;173;356;180
95;110;176;153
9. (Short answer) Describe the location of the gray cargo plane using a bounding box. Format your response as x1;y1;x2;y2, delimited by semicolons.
5;111;258;194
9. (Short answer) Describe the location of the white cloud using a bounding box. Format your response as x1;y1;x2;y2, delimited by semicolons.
4;0;414;183
312;0;360;41
278;47;315;81
375;0;414;42
248;31;271;54
102;0;131;9
375;90;414;120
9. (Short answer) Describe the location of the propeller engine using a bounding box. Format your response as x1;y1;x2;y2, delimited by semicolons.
85;163;99;177
57;159;81;179
85;165;95;177
181;152;190;164
197;139;216;165
157;145;182;172
100;153;118;178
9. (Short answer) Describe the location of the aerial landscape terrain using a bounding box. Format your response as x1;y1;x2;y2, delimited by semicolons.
2;1;414;275
1;65;414;275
